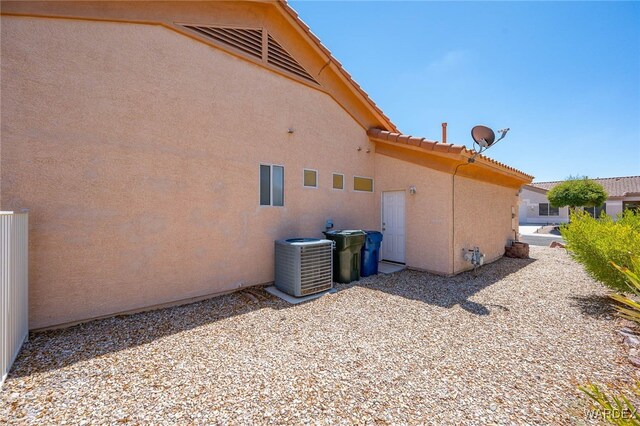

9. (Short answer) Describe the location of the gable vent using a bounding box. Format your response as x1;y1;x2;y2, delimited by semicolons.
267;35;318;84
183;25;263;60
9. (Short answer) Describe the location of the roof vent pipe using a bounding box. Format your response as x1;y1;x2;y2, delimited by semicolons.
442;122;447;144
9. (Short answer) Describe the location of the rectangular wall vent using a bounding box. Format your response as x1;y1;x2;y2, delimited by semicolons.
183;25;263;60
267;35;318;84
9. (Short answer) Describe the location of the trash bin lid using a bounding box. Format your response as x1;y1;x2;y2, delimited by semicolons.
364;230;383;244
323;229;365;237
336;230;365;236
322;230;365;249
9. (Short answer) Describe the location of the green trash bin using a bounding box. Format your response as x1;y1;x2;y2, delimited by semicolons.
323;230;366;283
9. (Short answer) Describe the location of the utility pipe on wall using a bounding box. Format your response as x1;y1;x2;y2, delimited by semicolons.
451;161;470;275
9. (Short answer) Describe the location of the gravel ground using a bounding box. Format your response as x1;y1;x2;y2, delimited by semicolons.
1;247;636;425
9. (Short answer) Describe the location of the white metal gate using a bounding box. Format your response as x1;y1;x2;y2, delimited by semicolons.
1;211;28;388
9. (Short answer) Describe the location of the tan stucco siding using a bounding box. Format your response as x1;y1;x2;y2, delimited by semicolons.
374;154;452;274
453;177;519;273
1;17;376;328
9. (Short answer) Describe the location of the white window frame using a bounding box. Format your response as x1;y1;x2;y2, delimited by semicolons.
331;173;345;191
259;163;285;207
584;203;606;218
538;203;559;216
353;175;374;193
303;168;318;189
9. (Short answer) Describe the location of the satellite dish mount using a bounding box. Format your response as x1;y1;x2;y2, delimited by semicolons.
469;126;510;163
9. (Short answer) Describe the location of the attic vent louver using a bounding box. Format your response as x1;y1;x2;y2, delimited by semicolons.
267;35;318;84
183;25;263;59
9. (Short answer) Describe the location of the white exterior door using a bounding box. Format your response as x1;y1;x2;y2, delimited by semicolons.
381;191;406;263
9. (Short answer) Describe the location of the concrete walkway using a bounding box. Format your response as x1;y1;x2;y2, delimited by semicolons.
378;261;406;274
518;225;565;247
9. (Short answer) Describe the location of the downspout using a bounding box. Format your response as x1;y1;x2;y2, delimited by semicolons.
448;121;472;275
451;160;471;275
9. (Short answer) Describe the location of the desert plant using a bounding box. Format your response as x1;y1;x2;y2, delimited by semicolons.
561;210;640;292
578;261;640;425
579;382;640;425
610;258;640;323
548;176;608;211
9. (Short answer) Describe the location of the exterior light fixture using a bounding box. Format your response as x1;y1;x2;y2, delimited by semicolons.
409;185;417;195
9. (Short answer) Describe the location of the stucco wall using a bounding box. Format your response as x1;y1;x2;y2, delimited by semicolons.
374;155;520;275
374;154;452;274
605;198;640;218
1;16;377;328
453;177;519;273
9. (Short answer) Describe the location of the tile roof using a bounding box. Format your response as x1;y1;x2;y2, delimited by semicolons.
277;1;399;133
368;129;534;179
530;176;640;198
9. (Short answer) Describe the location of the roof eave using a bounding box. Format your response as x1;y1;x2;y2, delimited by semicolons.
369;128;533;186
276;1;398;132
523;184;549;194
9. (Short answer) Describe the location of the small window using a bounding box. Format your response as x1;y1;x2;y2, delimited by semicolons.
623;201;640;213
538;203;559;216
354;176;374;192
303;169;317;188
260;164;284;206
538;203;548;216
584;204;606;218
332;173;344;190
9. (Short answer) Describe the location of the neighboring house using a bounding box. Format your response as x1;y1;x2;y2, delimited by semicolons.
519;176;640;224
0;1;532;329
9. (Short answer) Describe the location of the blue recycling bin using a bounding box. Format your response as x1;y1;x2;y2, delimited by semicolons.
360;230;383;277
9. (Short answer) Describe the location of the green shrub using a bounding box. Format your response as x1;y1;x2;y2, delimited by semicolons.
579;382;640;425
610;258;640;323
561;210;640;292
548;176;608;209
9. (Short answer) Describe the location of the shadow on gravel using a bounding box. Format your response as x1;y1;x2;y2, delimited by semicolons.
7;288;289;379
8;256;535;380
570;295;616;319
352;256;537;316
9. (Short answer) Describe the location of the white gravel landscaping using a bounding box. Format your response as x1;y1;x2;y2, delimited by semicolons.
1;247;636;424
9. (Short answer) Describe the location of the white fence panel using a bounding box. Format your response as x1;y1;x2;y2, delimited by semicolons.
1;211;28;388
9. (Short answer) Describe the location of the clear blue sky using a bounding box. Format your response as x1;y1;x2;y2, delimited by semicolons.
290;1;640;182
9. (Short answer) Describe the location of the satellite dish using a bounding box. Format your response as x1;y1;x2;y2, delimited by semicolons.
471;125;496;149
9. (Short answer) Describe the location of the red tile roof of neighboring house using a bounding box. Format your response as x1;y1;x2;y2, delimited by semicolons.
368;128;534;180
530;176;640;198
277;1;399;133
